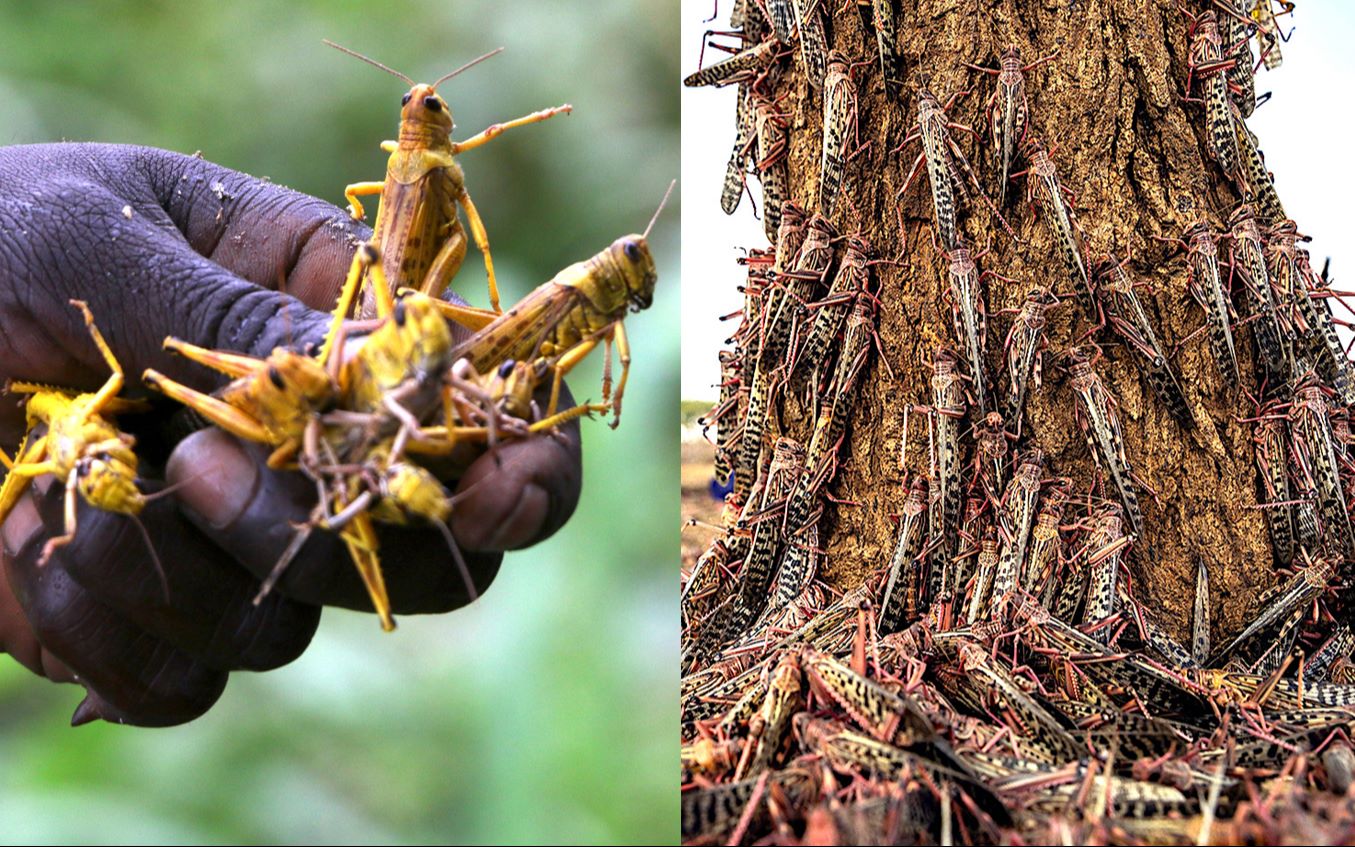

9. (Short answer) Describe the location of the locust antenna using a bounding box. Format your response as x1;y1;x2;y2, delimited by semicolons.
645;179;677;239
323;40;415;87
432;47;506;89
432;518;479;603
130;514;172;605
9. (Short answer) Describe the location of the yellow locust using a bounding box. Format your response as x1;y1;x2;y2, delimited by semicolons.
434;182;673;429
0;301;156;580
327;40;572;321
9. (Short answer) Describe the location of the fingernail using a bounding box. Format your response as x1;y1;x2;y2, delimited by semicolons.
482;482;549;551
168;430;260;531
1;493;41;558
40;649;78;684
70;695;104;727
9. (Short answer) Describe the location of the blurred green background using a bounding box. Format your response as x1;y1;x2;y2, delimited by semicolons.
0;1;677;843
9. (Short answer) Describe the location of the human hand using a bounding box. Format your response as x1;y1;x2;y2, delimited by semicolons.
0;143;583;726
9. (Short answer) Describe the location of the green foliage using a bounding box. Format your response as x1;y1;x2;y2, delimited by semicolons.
0;0;677;842
680;400;709;427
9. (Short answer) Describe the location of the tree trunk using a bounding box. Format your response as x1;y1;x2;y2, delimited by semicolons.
682;3;1355;839
708;0;1292;645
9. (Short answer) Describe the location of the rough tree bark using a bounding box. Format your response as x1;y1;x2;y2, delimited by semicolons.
733;0;1284;642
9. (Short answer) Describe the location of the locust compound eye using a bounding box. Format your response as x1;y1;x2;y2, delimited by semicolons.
423;96;442;112
401;93;412;106
498;360;516;378
623;240;641;262
394;300;407;327
268;365;286;390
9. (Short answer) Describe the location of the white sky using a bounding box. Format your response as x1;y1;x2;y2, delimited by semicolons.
680;2;1355;400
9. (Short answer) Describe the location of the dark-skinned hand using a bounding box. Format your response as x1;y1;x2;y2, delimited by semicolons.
0;143;583;727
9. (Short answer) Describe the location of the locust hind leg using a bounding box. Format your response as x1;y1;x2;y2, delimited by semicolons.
427;299;497;333
142;370;271;446
419;219;469;305
545;337;600;420
457;189;500;313
340;513;395;632
363;247;397;320
68;300;125;417
0;452;55;529
344;180;385;221
163;338;265;379
320;242;383;367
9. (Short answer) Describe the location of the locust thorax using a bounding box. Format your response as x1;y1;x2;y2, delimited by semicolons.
25;392;74;429
1093;255;1131;293
948;247;974;277
916;85;942;122
1266;219;1301;255
1194;11;1220;46
978;414;1006;456
770;436;807;476
373;461;451;526
1228;203;1260;239
1183;220;1214;249
842;236;870;266
1020;136;1049;170
343;292;453;415
397;83;454;149
1093;505;1124;540
77;454;144;516
1067;347;1098;390
931;347;961;390
42;406;129;475
774;203;809;271
1016;448;1043;483
1019;288;1051;326
979;531;1000;563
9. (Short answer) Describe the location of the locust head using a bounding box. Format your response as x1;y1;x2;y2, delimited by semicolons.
77;452;144;517
487;359;538;422
1019;135;1047;163
343;292;453;418
259;349;337;421
393;294;455;380
324;40;503;141
1182;219;1213;246
601;180;674;313
608;234;658;312
400;84;453;135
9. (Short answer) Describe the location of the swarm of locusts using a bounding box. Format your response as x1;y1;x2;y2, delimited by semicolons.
0;43;667;633
682;1;1355;842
